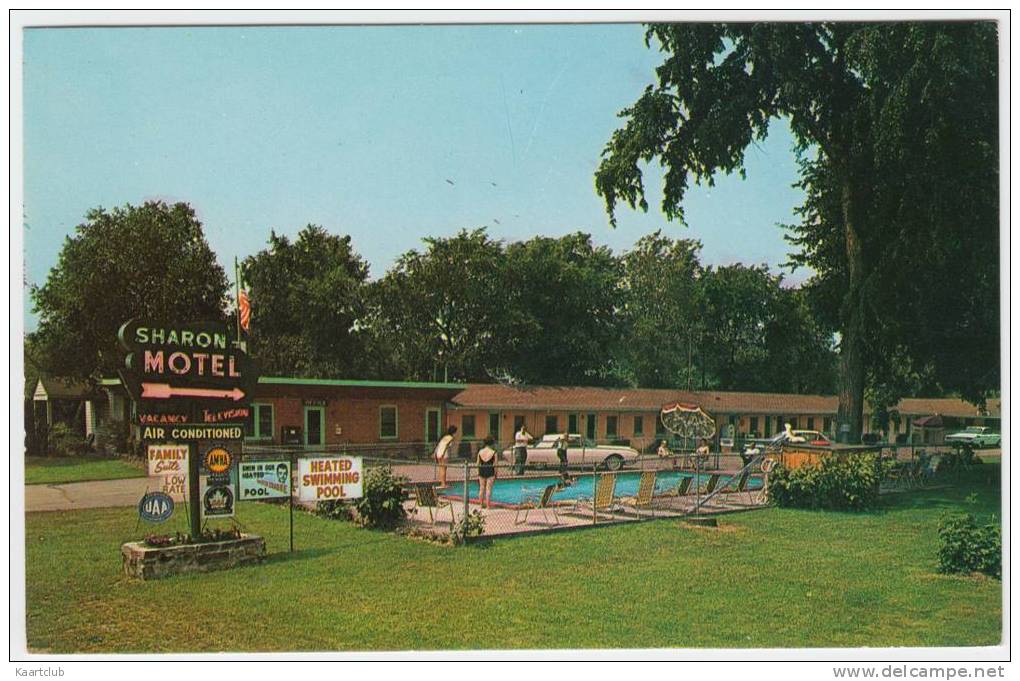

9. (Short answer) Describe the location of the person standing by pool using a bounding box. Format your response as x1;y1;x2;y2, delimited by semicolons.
555;432;569;479
476;435;498;509
513;424;531;476
433;425;458;488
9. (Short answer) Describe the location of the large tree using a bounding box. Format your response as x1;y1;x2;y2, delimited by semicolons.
373;229;519;382
241;226;371;378
595;22;998;441
616;231;704;388
503;233;623;385
30;201;229;380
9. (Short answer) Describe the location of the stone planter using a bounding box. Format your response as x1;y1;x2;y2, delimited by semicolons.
122;534;266;580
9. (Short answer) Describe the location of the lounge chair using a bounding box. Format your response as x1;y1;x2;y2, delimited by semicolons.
674;475;694;496
569;473;620;520
412;482;454;525
619;470;657;517
701;473;721;495
514;484;561;526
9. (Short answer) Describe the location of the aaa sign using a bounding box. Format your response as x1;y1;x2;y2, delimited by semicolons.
298;457;363;501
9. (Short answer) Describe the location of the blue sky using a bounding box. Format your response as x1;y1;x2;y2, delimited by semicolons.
23;24;807;329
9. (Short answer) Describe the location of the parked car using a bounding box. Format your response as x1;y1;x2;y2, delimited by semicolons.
763;430;832;447
501;434;640;471
945;426;1001;448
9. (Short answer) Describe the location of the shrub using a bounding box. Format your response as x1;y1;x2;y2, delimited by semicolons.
314;499;355;522
768;454;885;511
353;467;408;530
937;513;1001;578
453;509;485;544
46;422;90;457
937;446;980;475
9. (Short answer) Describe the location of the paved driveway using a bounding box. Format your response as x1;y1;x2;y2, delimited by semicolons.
25;477;183;513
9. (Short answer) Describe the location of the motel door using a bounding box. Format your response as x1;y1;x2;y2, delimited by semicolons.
585;413;597;442
426;408;441;444
304;406;325;447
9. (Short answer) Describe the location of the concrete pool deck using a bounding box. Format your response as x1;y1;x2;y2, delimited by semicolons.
400;486;766;539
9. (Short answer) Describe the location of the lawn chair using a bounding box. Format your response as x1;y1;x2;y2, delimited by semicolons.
718;470;754;505
514;484;561;526
674;475;694;497
569;473;620;520
701;473;721;495
412;482;454;525
619;470;657;517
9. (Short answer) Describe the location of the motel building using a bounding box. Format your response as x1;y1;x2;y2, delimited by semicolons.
34;376;1001;458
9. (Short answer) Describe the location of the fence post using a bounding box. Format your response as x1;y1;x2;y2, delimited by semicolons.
462;460;470;543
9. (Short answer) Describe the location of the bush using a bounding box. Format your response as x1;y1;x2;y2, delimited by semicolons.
936;513;1001;578
453;509;485;544
314;499;356;522
353;467;408;530
46;422;91;457
937;446;980;475
768;454;886;511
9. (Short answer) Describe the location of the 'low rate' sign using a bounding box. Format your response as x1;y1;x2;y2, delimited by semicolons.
297;456;363;502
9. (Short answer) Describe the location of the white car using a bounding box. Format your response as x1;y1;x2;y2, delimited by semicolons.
501;434;640;471
945;426;1001;448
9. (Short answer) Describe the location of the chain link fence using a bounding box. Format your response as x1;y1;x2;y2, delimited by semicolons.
237;439;994;546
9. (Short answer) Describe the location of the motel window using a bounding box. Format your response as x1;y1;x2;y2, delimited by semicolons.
488;412;500;442
246;404;274;440
379;406;398;439
807;417;815;431
749;416;759;437
606;415;618;438
462;414;476;439
633;415;644;436
545;415;559;434
824;417;833;435
655;415;666;437
513;415;525;433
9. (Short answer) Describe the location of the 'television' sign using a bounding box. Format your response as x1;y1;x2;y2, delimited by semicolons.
118;320;258;408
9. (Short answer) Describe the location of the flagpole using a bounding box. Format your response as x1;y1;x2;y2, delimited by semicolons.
234;256;241;345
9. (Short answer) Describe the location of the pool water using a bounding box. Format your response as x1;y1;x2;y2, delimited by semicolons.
443;470;763;507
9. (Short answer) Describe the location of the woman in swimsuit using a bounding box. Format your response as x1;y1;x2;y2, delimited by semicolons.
476;435;498;509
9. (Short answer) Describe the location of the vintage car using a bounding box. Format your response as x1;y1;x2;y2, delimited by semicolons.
501;434;640;471
758;430;831;447
945;426;1001;448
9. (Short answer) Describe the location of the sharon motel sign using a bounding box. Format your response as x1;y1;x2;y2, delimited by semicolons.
118;320;257;414
119;319;258;535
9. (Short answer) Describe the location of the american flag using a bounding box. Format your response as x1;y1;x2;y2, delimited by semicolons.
238;289;251;332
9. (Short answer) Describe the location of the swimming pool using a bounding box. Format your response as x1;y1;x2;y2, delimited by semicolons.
443;470;763;507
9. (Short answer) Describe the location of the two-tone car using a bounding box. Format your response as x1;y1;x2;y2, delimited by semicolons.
945;426;1001;448
501;434;640;471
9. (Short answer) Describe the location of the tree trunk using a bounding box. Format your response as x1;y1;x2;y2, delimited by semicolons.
836;181;865;444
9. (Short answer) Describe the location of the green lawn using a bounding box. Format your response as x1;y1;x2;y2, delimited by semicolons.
25;456;146;485
25;467;1001;653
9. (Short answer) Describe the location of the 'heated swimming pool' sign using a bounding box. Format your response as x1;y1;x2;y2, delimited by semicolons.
117;319;258;408
297;456;363;501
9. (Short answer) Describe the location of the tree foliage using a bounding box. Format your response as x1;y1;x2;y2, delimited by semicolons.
502;233;622;385
615;233;836;394
241;226;371;378
596;22;999;439
373;229;517;382
30;201;228;379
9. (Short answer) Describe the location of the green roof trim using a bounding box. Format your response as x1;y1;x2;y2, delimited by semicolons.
99;376;463;390
258;376;464;390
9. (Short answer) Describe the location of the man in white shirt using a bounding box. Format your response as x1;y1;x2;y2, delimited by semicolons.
512;425;531;476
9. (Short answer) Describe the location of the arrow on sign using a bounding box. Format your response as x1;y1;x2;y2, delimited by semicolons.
141;383;246;401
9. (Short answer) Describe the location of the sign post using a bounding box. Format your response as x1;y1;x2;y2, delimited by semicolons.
119;319;258;538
